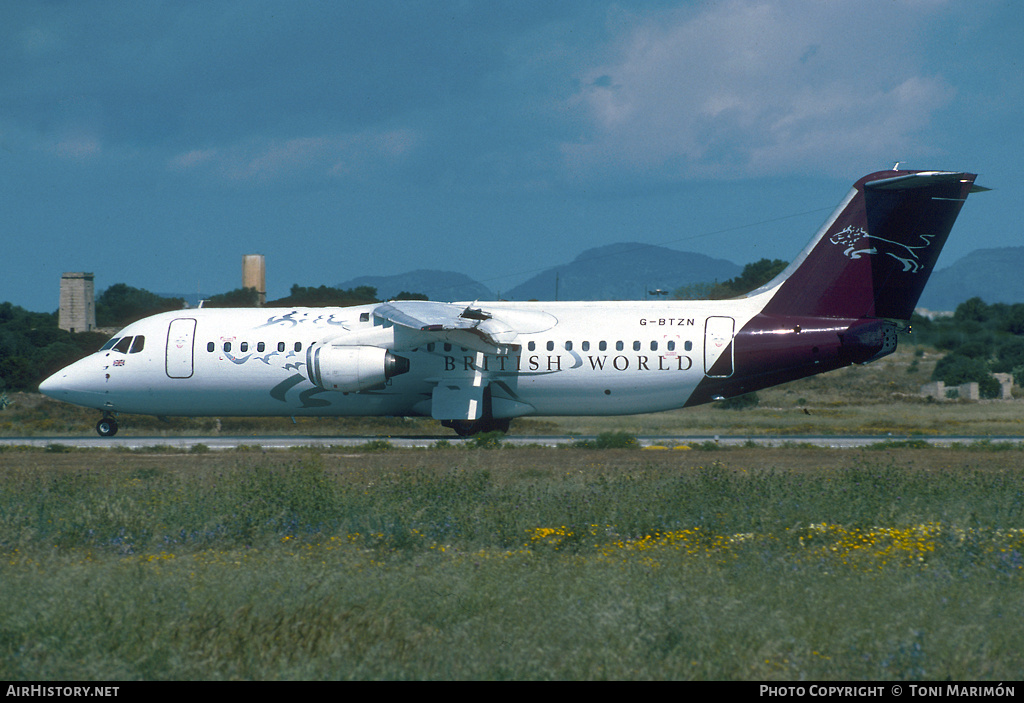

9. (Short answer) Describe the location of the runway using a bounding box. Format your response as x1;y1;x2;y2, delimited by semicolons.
2;434;1023;450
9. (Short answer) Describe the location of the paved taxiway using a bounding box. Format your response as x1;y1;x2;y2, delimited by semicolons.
3;435;1023;450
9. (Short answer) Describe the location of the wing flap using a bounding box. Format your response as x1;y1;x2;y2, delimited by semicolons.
374;301;520;354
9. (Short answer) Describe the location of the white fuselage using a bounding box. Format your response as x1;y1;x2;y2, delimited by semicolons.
40;298;766;420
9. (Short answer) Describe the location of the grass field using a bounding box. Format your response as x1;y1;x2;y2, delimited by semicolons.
3;341;1024;679
2;443;1024;680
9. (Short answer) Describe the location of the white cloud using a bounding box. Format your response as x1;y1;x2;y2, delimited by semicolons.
168;149;216;170
167;128;418;184
563;0;955;180
45;132;102;159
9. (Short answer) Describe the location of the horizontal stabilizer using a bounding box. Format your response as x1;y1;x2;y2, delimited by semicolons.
864;171;986;192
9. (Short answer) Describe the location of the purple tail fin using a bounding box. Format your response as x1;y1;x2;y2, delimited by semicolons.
759;170;985;320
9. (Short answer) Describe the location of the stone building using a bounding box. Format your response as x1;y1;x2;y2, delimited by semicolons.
58;272;96;333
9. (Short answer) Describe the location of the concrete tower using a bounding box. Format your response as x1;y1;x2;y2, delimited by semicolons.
242;254;266;306
58;272;96;333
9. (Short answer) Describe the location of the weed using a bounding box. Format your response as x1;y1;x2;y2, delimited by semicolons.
466;431;505;449
868;439;932;450
573;431;638;449
357;439;394;452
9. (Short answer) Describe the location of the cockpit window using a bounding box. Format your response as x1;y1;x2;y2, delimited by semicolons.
100;337;121;351
129;336;145;354
113;337;133;353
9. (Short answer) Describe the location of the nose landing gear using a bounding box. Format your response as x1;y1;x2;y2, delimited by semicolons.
96;414;118;437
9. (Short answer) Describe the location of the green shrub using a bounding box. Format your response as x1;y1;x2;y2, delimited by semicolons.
467;431;505;449
572;431;639;449
932;354;993;386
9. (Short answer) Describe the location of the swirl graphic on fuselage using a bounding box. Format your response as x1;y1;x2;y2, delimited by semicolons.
256;311;352;330
255;350;281;365
224;353;253;365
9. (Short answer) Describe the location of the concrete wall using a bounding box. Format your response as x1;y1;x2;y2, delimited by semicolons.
921;377;1013;401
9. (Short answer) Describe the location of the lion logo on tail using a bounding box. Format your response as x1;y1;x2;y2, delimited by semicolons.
829;225;934;273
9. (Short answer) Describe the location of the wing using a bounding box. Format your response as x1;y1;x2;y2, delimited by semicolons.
373;301;520;355
373;301;559;421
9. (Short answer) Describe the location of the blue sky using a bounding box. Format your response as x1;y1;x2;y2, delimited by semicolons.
3;0;1022;312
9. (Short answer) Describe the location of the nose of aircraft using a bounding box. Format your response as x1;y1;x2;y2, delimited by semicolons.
38;357;107;408
37;371;60;397
38;365;79;400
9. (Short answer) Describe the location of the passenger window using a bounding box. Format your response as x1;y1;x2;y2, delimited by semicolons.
565;341;573;351
444;343;452;352
650;341;658;351
224;342;232;352
129;336;145;354
668;341;676;352
599;341;607;352
294;342;302;352
582;341;590;352
257;342;265;352
546;341;554;352
528;341;536;351
427;343;435;352
240;342;248;353
633;341;641;351
616;341;624;352
685;341;693;351
207;342;215;352
113;337;133;353
278;342;285;352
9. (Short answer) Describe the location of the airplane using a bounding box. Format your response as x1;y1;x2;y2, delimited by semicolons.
39;168;987;438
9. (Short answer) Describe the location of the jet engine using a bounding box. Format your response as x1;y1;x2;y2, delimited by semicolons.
307;345;410;392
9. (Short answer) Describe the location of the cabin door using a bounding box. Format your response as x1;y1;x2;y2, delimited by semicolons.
704;316;735;378
166;318;197;379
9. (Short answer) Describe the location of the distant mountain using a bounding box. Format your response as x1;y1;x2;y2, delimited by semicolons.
336;269;496;302
919;247;1024;311
334;242;1024;310
504;243;741;301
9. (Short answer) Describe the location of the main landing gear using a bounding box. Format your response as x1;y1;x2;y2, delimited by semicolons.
439;385;513;436
96;414;118;437
441;416;511;437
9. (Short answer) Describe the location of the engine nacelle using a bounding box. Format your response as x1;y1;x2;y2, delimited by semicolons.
307;345;410;392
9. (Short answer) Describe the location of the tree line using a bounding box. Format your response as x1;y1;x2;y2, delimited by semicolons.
0;303;108;393
910;298;1024;397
